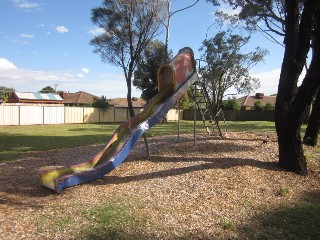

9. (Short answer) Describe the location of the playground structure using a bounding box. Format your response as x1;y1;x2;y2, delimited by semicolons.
39;47;226;193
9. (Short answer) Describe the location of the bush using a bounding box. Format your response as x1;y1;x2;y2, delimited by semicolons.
222;98;240;110
253;101;263;111
92;95;109;109
263;103;274;110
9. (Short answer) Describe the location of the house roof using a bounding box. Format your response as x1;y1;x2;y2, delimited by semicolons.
107;97;146;108
63;91;97;104
13;92;63;101
238;93;276;107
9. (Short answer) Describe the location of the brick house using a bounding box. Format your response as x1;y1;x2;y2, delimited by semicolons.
107;97;146;108
238;93;276;110
62;91;97;106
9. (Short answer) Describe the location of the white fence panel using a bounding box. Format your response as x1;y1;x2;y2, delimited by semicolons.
44;106;64;124
0;105;19;125
166;109;181;121
83;107;99;123
65;107;83;123
100;107;115;122
0;104;182;126
115;108;128;122
20;105;43;125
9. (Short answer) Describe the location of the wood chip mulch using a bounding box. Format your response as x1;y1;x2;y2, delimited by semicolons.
0;132;319;239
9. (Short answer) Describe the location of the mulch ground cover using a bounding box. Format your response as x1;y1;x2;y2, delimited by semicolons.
0;132;319;239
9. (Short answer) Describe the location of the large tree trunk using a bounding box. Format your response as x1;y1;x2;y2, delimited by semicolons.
303;88;320;146
275;0;319;175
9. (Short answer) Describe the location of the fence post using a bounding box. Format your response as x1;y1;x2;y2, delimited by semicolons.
18;105;21;126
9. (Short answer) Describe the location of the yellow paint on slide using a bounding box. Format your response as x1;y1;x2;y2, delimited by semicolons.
39;86;172;191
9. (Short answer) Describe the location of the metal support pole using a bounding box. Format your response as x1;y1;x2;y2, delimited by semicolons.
193;84;197;146
178;99;180;142
142;133;150;157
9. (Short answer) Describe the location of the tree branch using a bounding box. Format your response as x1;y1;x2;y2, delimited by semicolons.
170;0;200;17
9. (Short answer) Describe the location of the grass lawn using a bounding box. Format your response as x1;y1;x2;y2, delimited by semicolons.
0;121;276;162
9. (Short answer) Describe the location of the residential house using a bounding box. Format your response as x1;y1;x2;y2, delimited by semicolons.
107;97;146;108
238;93;276;110
63;91;97;106
7;92;63;105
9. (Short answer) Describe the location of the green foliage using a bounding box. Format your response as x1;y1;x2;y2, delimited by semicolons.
263;103;274;110
199;30;267;114
253;101;263;111
39;86;55;93
91;95;109;109
176;89;193;109
0;86;14;101
220;218;234;230
91;0;166;116
278;187;290;197
221;98;240;110
133;40;172;102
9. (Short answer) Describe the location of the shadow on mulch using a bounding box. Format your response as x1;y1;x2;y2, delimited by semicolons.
93;156;281;186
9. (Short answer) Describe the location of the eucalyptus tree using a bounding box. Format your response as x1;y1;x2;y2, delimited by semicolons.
207;0;320;175
199;30;267;115
133;40;173;102
303;89;320;146
91;0;166;117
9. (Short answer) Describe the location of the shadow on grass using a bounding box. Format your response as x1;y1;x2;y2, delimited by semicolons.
238;191;320;239
0;134;110;162
79;190;320;240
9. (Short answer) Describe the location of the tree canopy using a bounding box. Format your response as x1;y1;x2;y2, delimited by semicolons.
199;30;267;114
39;86;55;93
133;40;172;102
0;86;14;101
91;0;166;117
92;95;109;109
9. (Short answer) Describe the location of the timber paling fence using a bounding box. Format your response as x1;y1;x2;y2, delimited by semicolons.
0;104;275;126
0;104;181;126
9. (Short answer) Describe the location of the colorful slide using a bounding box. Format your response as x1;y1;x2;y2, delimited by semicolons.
39;47;199;193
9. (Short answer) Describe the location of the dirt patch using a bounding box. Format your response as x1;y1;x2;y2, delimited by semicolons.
0;132;319;239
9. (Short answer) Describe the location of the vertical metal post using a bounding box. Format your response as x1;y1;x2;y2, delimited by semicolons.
178;99;180;142
142;133;150;156
193;84;196;146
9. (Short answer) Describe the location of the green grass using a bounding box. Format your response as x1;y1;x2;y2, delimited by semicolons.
0;121;277;162
239;203;320;239
79;196;153;240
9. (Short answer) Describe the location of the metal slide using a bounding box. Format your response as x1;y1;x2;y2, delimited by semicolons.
39;47;199;193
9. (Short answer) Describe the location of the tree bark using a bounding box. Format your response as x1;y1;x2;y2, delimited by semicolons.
303;88;320;146
275;0;320;175
126;72;135;118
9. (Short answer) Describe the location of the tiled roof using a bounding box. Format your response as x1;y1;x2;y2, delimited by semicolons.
14;92;63;101
107;97;146;107
238;93;276;107
63;91;97;104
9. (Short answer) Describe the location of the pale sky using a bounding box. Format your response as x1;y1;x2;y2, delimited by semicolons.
0;0;285;98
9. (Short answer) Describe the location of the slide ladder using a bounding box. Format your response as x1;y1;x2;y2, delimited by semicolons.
191;81;225;137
